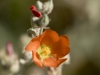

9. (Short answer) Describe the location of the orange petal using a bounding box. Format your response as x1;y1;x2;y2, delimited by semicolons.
43;57;67;67
51;35;70;58
25;37;40;52
40;29;59;46
32;51;43;68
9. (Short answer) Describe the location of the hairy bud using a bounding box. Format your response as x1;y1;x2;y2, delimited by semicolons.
27;28;40;38
31;17;39;28
38;14;50;27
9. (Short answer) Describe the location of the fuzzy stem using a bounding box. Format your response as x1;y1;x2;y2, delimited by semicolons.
47;65;63;75
40;27;43;35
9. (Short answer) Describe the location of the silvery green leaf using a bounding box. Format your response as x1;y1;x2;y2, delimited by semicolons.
43;0;54;14
36;0;43;11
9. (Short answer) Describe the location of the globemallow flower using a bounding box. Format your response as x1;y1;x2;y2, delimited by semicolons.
25;29;70;68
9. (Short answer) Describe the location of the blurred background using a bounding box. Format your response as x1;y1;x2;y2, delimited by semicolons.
0;0;100;75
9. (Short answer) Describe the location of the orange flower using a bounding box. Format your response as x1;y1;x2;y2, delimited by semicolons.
25;29;70;68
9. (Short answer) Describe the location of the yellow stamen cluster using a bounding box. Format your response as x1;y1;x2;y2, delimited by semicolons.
37;45;51;60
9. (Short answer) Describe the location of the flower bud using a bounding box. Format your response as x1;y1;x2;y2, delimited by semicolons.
6;42;13;56
0;42;20;73
30;5;36;11
43;0;54;14
27;28;40;38
30;5;42;18
36;0;43;11
38;14;50;27
31;17;39;28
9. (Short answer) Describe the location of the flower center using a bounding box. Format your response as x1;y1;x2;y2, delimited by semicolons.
37;45;51;60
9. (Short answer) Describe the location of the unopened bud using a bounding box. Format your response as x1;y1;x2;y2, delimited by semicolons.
30;5;36;11
31;17;39;28
38;14;50;27
27;28;40;38
36;0;43;11
6;42;13;56
30;5;42;18
43;0;54;14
